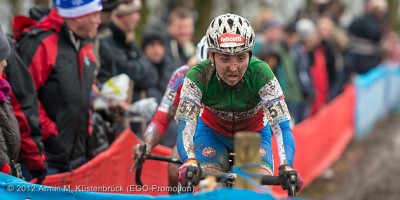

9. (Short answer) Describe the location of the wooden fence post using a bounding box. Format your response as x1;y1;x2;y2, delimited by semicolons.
234;132;261;190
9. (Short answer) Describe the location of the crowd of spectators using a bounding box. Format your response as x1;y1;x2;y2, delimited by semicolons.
0;0;397;184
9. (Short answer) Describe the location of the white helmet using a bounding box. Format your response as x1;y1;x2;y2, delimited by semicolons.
196;36;209;62
206;13;255;55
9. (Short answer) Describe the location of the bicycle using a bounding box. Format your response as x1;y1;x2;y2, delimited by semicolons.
131;144;298;197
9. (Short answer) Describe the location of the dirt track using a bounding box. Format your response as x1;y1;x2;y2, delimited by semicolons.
298;114;400;200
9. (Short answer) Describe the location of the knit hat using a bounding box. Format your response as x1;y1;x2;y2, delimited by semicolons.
262;19;281;32
101;0;122;12
0;26;11;61
141;31;165;50
55;0;103;18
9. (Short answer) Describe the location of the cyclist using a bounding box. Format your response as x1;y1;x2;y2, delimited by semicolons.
175;13;301;191
133;36;209;192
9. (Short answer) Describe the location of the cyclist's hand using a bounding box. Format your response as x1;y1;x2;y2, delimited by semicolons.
278;164;302;192
130;143;152;172
178;159;201;186
132;143;152;160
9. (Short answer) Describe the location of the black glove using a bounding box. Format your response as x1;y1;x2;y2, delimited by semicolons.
278;164;301;192
30;161;48;184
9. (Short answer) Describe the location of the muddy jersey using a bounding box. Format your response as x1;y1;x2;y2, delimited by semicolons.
176;57;295;167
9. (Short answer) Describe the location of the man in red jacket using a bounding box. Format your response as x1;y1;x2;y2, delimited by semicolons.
16;0;102;181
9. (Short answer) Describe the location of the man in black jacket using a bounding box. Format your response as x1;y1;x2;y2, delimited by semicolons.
141;30;176;102
346;0;388;74
164;7;195;68
99;0;159;103
17;1;102;175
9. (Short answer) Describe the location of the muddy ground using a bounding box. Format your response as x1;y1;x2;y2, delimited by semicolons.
298;113;400;200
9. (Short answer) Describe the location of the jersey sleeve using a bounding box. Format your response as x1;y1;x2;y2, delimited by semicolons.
175;66;204;161
254;59;295;167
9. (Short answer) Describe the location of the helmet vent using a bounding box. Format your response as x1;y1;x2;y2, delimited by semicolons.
227;18;234;29
208;35;214;46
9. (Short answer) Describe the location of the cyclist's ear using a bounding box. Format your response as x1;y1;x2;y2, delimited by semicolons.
208;52;213;59
209;52;215;66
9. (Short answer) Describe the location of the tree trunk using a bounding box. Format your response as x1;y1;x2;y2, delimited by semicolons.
388;0;400;34
9;0;18;17
194;0;212;41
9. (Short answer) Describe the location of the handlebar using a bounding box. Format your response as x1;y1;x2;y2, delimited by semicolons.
201;171;285;185
132;153;297;197
146;154;183;165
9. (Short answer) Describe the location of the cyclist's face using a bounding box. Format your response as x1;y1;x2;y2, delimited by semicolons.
212;52;250;86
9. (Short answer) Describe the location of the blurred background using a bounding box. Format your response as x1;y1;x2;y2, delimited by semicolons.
1;0;399;41
1;0;400;199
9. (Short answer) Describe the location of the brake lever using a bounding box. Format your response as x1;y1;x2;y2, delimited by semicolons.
281;170;298;197
131;144;148;186
135;158;144;186
184;165;198;193
278;167;297;190
288;173;297;197
130;144;148;172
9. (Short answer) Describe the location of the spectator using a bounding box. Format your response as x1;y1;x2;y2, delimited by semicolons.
258;20;305;124
0;26;20;177
317;16;348;100
165;7;195;68
282;22;314;122
261;19;283;46
99;0;159;136
93;0;122;77
100;0;122;31
346;0;388;74
17;1;102;175
258;45;280;73
296;18;329;116
99;0;159;102
3;27;43;181
317;17;339;99
141;30;175;102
